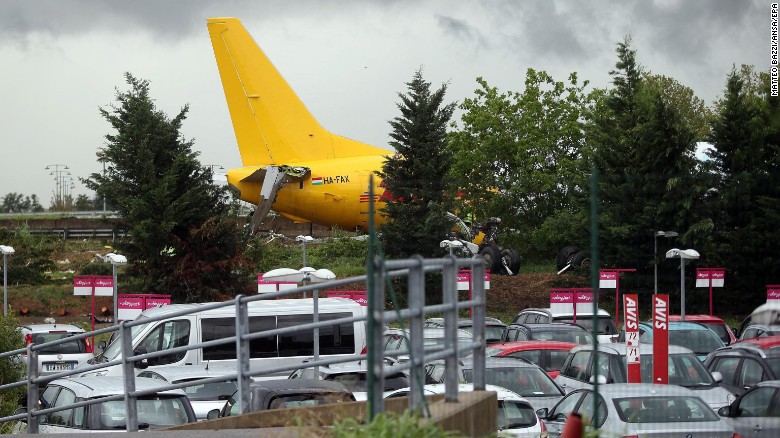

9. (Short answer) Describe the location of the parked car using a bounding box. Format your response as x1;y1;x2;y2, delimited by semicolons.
136;364;238;420
15;376;196;432
734;301;780;339
484;340;578;378
424;317;507;344
717;380;780;436
669;314;736;345
537;384;737;438
703;336;780;394
615;321;725;361
208;379;355;419
17;323;93;380
383;327;474;361
500;322;593;345
509;307;617;344
459;357;565;411
386;383;545;437
288;359;410;400
554;343;735;410
737;323;780;341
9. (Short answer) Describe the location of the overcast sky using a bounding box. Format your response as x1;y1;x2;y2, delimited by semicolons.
0;0;771;208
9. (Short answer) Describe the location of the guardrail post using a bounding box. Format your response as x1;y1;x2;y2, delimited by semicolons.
443;255;459;402
120;321;138;432
368;255;386;419
409;255;425;413
235;295;251;414
313;288;320;380
26;343;39;434
471;259;486;390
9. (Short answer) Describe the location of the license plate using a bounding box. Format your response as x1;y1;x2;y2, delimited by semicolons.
43;362;76;372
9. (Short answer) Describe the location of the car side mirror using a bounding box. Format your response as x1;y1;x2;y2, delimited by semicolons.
536;408;549;420
13;407;27;423
133;347;149;369
98;341;107;351
206;409;221;420
717;406;731;417
711;371;723;383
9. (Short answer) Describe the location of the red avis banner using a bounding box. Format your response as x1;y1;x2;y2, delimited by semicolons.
653;295;669;384
623;294;641;383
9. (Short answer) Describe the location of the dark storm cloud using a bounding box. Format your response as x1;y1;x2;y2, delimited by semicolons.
436;15;489;48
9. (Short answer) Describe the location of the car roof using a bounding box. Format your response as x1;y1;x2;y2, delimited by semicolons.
668;314;726;324
251;378;351;394
400;383;531;402
138;298;362;319
137;364;238;381
486;340;579;351
638;321;714;331
460;356;540;369
425;317;505;326
582;383;697;397
508;322;588;331
48;376;186;398
733;335;780;350
385;327;472;337
569;343;692;355
519;307;611;317
19;323;85;333
755;380;780;389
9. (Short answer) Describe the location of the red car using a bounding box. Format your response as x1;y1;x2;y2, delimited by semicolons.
484;340;577;379
669;314;736;345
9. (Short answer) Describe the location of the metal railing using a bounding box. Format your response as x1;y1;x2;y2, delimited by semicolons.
0;254;486;433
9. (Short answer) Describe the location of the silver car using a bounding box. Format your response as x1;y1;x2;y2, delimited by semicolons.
718;380;780;436
137;364;238;420
538;383;737;437
15;376;196;432
18;323;93;379
555;343;736;410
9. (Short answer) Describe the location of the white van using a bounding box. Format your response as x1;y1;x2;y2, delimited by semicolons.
77;298;366;378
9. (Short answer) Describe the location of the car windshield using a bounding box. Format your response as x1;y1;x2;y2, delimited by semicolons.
97;396;190;429
613;396;720;423
669;330;724;355
102;319;150;361
621;353;715;386
34;333;88;354
460;325;505;343
766;357;780;376
531;329;593;345
178;379;237;401
463;366;562;397
555;316;617;335
498;400;538;430
702;323;731;344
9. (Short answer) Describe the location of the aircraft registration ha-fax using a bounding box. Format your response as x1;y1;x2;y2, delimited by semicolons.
311;175;351;185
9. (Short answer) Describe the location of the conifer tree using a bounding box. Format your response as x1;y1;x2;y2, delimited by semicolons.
378;70;455;259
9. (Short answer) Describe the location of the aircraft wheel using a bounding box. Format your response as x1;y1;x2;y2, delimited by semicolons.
556;245;580;271
501;249;521;275
572;251;591;269
479;245;503;274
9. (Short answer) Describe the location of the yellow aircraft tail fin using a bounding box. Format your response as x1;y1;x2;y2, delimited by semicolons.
207;17;387;166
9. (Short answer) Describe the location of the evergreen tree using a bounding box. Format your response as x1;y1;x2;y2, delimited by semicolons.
378;70;455;259
707;66;780;313
84;73;252;301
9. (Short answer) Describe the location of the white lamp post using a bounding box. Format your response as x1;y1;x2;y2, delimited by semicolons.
665;248;700;321
1;245;15;316
296;235;314;267
654;231;678;295
96;252;127;323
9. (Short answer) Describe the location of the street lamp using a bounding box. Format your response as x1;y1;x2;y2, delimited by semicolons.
666;248;700;321
45;164;69;208
1;245;15;316
95;252;127;323
654;231;678;295
296;235;314;268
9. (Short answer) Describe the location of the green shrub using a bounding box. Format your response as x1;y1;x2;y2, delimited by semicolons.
329;410;463;438
0;311;25;433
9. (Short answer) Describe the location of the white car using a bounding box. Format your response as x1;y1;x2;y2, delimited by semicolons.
15;376;196;432
137;364;238;420
386;383;545;437
18;323;93;379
